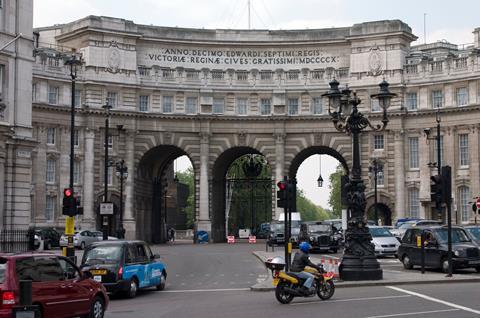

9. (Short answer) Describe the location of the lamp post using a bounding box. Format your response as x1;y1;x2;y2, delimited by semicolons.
369;159;383;225
63;53;82;260
115;159;128;239
317;155;323;187
323;79;396;281
424;110;442;220
102;101;112;240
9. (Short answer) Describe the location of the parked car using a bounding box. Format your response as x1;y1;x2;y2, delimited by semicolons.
299;221;340;253
397;225;480;273
390;220;442;240
395;217;421;228
369;226;400;257
28;227;61;250
80;240;167;298
463;225;480;246
267;222;285;246
0;252;108;318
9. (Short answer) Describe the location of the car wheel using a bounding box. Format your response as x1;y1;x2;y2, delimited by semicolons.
402;255;413;269
156;272;166;291
83;296;105;318
80;241;86;250
127;278;138;298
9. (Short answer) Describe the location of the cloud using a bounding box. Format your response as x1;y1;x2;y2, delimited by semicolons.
33;0;100;27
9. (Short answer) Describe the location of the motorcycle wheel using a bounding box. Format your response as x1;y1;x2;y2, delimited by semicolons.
317;280;335;300
275;282;294;304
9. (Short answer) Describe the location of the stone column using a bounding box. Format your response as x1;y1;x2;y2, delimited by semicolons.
274;133;286;220
444;127;456;222
197;132;211;233
123;131;136;239
469;125;479;201
419;132;430;219
82;129;95;228
393;131;405;221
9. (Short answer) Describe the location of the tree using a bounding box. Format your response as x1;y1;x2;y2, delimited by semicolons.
175;168;195;228
328;164;345;218
296;189;330;221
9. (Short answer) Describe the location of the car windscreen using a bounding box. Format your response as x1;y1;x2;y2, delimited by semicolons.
0;258;6;283
270;223;284;232
308;224;330;233
83;245;123;265
433;228;471;243
465;227;480;240
370;227;393;237
398;222;415;229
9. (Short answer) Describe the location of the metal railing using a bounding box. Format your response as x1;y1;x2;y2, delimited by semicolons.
0;228;35;253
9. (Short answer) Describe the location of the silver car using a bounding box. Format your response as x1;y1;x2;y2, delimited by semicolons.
369;226;400;257
60;230;100;249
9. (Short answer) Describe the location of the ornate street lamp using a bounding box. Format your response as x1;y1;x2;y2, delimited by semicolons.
115;159;128;239
317;155;324;187
323;79;396;281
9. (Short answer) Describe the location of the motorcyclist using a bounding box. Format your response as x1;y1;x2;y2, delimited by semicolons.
290;241;323;295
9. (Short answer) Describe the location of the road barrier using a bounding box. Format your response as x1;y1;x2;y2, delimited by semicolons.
248;236;256;243
227;235;235;244
319;255;340;278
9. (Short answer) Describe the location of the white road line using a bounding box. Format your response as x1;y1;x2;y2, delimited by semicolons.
162;288;250;293
290;295;411;306
387;286;480;315
365;309;459;318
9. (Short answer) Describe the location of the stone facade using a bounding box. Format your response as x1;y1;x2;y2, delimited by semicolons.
27;16;480;241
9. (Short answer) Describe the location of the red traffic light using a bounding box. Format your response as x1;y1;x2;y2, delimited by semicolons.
277;181;286;190
64;188;73;197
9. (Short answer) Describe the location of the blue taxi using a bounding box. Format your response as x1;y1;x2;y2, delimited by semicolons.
80;240;167;298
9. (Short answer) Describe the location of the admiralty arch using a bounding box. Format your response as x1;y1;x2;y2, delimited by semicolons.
26;16;480;242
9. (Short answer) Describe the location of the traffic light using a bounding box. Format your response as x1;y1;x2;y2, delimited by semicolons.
430;174;442;205
286;180;296;211
441;166;452;204
75;196;83;215
62;188;75;216
277;180;287;208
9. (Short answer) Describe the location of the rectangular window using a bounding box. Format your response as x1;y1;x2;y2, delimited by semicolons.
408;188;420;218
406;92;417;110
73;161;80;184
46;128;55;145
459;134;469;166
185;97;197;114
236;98;248;115
456;87;468;106
260;71;273;81
377;166;384;186
139;95;149;112
74;89;81;107
74;129;79;147
459;187;471;223
409;137;419;169
32;83;37;102
108;135;113;149
213;98;224;114
260;98;271;115
236;72;248;81
46;159;55;183
45;196;54;221
162;96;173;113
186;70;199;80
312;97;322;115
432;90;443;108
373;135;384;150
48;86;59;104
371;99;381;112
288;98;298;115
107;166;113;186
107;92;117;108
433;135;444;167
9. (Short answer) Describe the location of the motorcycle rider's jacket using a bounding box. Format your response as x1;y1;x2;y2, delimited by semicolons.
290;250;318;272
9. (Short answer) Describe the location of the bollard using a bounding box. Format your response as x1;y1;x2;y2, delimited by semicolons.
19;280;32;306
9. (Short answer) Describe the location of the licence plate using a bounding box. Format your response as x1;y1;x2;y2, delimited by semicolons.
469;260;480;265
94;276;102;282
90;269;107;275
272;278;279;286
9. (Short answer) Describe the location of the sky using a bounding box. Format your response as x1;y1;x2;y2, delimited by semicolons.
33;0;480;209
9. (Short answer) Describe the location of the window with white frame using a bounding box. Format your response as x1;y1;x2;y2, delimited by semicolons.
46;159;55;183
213;98;224;114
459;186;470;223
139;95;149;112
373;135;384;150
236;98;248;115
163;96;173;113
32;83;37;102
74;89;81;107
260;98;271;115
107;135;113;149
459;134;469;166
288;98;298;115
433;135;444;167
48;86;59;104
408;188;420;218
46;128;55;145
45;196;55;221
371;99;381;112
377;165;384;186
73;160;81;184
106;92;117;108
432;90;443;108
406;92;417;110
456;87;468;106
74;129;79;147
312;97;322;114
185;97;197;114
408;137;419;169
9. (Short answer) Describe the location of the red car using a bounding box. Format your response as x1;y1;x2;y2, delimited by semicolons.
0;252;108;318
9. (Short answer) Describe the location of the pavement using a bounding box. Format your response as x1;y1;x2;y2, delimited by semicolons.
251;250;480;291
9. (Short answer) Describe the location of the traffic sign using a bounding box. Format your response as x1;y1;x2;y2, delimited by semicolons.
476;198;480;209
100;203;114;215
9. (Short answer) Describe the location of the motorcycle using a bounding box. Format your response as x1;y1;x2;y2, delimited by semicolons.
265;256;335;304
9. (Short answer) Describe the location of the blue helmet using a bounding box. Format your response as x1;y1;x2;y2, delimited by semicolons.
299;241;312;253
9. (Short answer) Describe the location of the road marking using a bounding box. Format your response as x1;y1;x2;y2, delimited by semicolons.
365;309;459;318
387;286;480;315
290;295;411;306
383;270;405;273
162;288;250;293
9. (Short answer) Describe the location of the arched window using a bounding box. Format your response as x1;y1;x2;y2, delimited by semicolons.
458;186;470;223
408;188;419;218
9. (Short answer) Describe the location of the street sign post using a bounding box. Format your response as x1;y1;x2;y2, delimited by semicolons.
100;203;114;215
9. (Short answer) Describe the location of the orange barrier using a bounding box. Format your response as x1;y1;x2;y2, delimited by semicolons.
248;236;257;243
227;236;235;244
